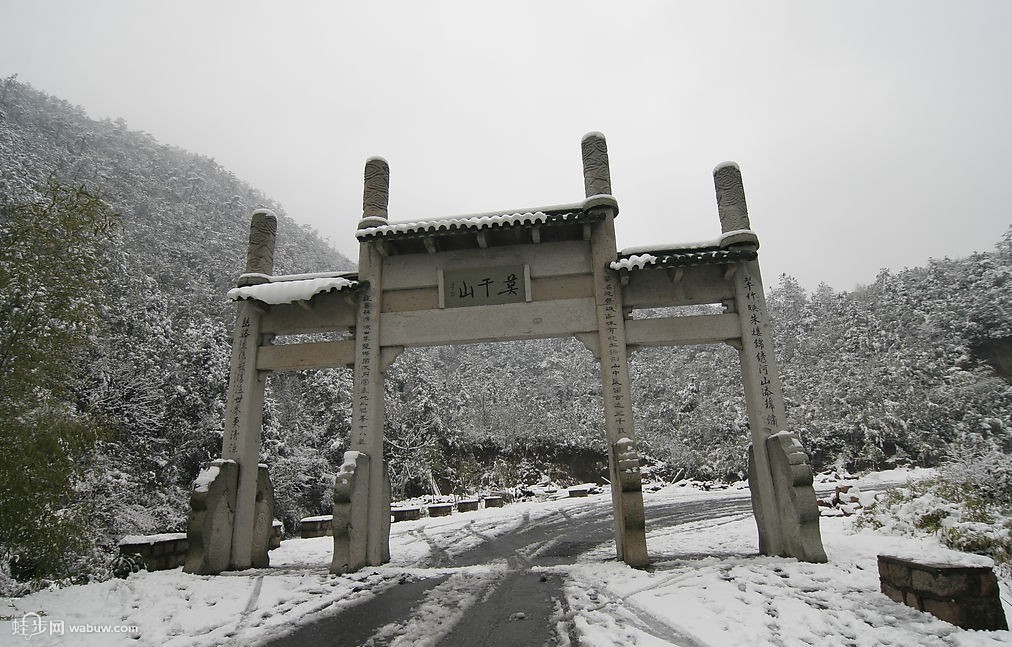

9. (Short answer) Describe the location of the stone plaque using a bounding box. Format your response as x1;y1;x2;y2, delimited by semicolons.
441;265;529;308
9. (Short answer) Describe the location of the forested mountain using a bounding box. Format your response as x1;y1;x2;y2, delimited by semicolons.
2;76;1010;588
0;77;351;584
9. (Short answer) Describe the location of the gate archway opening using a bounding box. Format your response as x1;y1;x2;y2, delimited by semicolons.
183;133;827;575
380;338;612;502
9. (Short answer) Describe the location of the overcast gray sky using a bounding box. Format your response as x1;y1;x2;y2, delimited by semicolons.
2;0;1010;292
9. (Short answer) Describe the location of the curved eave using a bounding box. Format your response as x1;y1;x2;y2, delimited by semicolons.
610;248;757;272
355;209;603;242
228;275;361;305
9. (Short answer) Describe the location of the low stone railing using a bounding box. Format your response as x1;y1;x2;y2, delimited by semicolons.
299;515;334;538
118;533;189;571
428;503;453;517
391;507;422;522
878;554;1008;630
457;499;480;512
120;522;284;573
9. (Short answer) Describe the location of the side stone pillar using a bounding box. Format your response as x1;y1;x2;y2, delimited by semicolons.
225;209;275;569
188;209;276;573
715;163;826;562
350;158;392;568
584;132;649;568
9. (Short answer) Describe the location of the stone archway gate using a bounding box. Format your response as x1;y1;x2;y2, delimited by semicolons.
183;133;827;575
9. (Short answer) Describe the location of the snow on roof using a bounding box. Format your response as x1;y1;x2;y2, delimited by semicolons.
611;254;659;271
610;248;757;272
228;272;359;305
618;238;724;256
618;230;758;258
611;229;759;272
355;202;594;240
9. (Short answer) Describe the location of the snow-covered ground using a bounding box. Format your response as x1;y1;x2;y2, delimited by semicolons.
5;470;1011;646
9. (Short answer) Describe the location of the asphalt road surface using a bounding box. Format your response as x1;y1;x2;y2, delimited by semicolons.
264;495;754;647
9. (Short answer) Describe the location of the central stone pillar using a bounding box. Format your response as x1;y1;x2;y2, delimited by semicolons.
584;132;649;567
342;157;392;570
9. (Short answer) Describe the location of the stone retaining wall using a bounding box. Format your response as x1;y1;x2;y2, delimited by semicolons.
391;507;422;522
878;554;1007;630
119;533;189;571
299;515;334;538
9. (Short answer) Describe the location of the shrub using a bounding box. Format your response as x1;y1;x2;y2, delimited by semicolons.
857;445;1012;576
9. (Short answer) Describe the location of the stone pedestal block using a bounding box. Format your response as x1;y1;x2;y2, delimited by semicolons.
184;459;239;575
878;555;1007;630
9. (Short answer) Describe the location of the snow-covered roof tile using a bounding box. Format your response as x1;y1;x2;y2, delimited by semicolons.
355;203;598;240
618;239;723;256
612;230;759;272
228;272;359;305
610;247;757;272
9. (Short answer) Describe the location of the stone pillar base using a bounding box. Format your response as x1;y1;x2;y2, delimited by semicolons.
749;432;827;563
184;459;239;575
250;465;275;568
331;451;371;574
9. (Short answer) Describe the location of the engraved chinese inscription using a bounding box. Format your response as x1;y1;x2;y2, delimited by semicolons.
442;265;528;308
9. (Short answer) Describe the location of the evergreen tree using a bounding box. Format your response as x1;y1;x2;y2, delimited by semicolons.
0;180;118;583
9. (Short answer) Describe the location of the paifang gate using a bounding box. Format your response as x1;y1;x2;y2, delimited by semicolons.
182;132;827;576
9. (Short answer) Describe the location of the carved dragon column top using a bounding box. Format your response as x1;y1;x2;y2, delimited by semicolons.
713;162;759;248
713;162;751;232
358;156;390;230
238;208;277;286
582;131;612;198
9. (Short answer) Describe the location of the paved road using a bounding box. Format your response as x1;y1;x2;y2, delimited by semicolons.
264;495;754;647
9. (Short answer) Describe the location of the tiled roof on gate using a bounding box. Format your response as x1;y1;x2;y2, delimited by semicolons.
354;201;606;240
228;271;359;305
610;247;758;272
611;230;759;272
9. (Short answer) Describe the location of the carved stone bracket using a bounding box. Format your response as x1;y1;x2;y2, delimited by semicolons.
749;432;828;563
250;465;275;568
184;459;239;575
331;451;372;574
